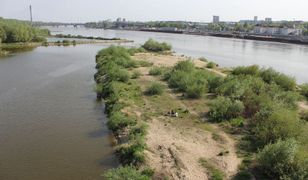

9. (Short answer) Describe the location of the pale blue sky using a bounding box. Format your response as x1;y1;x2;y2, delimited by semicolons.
1;0;307;22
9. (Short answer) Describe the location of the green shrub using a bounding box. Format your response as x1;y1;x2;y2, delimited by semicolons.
257;139;308;180
138;60;153;67
107;112;136;132
208;96;244;122
142;38;171;52
300;83;308;99
149;66;163;76
206;62;217;69
131;70;142;79
300;111;308;121
199;57;208;62
253;107;303;147
117;139;146;166
230;117;245;127
260;68;296;91
145;83;164;95
173;60;195;72
232;65;260;76
104;166;150;180
186;83;206;99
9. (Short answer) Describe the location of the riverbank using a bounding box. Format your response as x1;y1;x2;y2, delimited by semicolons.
96;40;308;179
0;38;133;57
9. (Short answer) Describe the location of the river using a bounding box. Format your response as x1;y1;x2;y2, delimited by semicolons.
0;45;118;180
1;26;308;180
49;26;308;83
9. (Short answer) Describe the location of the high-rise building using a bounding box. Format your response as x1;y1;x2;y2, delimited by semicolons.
265;18;272;23
254;16;258;23
213;16;219;24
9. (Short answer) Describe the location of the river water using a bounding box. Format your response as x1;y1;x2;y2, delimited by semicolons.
1;27;308;180
49;26;308;83
0;45;118;180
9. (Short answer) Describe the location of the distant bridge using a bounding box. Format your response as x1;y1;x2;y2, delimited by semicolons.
33;22;85;27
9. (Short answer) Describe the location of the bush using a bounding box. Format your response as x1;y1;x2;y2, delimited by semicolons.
230;117;245;127
149;66;163;76
173;60;195;72
257;139;308;179
199;57;208;62
208;96;244;122
131;70;141;79
232;65;260;76
138;60;153;67
104;166;150;180
260;68;296;91
142;38;171;52
300;83;308;99
107;112;136;132
253;107;303;147
117;139;146;165
206;62;217;69
145;83;164;95
186;83;206;99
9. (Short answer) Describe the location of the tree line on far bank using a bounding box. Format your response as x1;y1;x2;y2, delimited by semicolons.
0;17;49;43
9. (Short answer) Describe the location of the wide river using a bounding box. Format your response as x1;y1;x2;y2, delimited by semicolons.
1;27;308;180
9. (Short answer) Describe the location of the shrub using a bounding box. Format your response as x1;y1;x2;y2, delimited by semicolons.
260;68;296;91
230;117;245;127
253;107;303;147
142;38;171;52
117;139;146;166
208;96;244;122
232;65;260;76
257;139;308;179
199;57;208;62
107;112;136;132
145;83;164;95
300;111;308;121
206;62;217;69
131;70;141;79
104;166;150;180
300;83;308;99
149;66;163;76
173;60;195;72
138;60;153;67
186;83;206;99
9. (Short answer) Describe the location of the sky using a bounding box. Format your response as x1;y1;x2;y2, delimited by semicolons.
1;0;308;23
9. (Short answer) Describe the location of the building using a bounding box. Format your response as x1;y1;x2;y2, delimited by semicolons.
253;25;302;36
265;18;272;23
213;16;219;24
254;16;258;23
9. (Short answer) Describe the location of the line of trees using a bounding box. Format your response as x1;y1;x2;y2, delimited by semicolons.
0;17;49;43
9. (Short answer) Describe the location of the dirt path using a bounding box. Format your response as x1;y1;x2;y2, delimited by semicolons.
299;101;308;111
133;58;241;179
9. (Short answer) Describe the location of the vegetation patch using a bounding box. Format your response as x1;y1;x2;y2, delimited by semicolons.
145;82;164;96
199;158;225;180
142;38;171;52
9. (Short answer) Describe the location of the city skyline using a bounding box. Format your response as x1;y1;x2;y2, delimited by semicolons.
1;0;308;23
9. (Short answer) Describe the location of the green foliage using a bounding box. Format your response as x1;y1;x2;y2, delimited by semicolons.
107;112;136;132
137;60;153;67
149;66;163;76
199;158;225;180
131;70;142;79
0;18;49;43
117;139;146;166
142;38;171;52
104;166;150;180
199;57;208;62
232;65;260;76
260;68;296;91
208;96;244;122
253;107;303;147
165;61;216;98
230;117;245;127
257;139;308;180
145;83;164;96
206;62;217;69
300;83;308;99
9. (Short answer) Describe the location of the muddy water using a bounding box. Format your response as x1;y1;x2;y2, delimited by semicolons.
0;45;118;180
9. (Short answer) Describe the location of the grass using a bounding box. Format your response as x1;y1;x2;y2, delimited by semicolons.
206;62;217;69
199;158;225;180
149;66;164;76
145;82;164;96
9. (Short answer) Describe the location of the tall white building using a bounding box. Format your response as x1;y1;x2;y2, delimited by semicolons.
265;18;272;23
254;16;258;23
213;16;219;24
